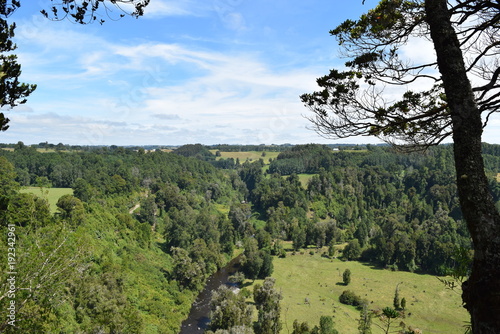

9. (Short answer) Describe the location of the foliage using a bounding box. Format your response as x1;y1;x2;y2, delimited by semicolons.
209;285;253;331
301;1;500;330
343;240;362;261
339;290;364;309
317;316;339;334
174;144;215;161
300;0;499;150
40;0;150;24
253;277;282;334
268;144;338;175
0;148;251;332
343;268;351;285
56;194;85;227
0;143;485;331
0;2;36;132
241;238;273;280
372;307;407;334
358;303;373;334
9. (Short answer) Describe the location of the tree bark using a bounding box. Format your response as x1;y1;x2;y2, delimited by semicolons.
425;0;500;332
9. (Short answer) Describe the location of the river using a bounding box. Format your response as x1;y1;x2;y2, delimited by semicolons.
179;255;242;334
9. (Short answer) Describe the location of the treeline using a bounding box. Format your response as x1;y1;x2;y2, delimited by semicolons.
267;144;340;175
208;144;291;152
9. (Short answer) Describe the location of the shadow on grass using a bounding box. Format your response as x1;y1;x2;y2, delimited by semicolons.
359;261;386;271
241;281;254;289
358;260;438;277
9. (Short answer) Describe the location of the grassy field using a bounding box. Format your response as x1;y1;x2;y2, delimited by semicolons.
20;187;74;213
246;246;468;334
297;174;317;188
209;150;281;164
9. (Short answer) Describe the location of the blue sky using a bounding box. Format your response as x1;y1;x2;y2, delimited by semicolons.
3;0;499;146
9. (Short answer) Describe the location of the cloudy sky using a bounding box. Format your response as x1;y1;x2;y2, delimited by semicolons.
2;0;499;146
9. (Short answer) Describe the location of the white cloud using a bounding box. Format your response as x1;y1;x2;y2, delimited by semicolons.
143;0;209;18
8;13;371;145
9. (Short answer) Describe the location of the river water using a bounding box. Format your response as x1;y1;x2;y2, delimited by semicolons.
179;256;242;334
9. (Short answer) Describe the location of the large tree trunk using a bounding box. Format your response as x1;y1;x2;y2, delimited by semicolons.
425;0;500;332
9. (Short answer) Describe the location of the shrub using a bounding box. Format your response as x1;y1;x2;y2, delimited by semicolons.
339;290;362;307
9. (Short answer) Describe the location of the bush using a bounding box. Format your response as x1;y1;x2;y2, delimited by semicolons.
339;290;363;307
342;269;351;285
343;239;361;260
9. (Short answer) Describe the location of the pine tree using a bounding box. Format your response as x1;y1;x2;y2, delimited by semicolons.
393;286;400;310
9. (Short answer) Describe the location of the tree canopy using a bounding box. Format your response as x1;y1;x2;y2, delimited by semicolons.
41;0;150;25
0;1;37;131
301;0;499;150
302;1;500;332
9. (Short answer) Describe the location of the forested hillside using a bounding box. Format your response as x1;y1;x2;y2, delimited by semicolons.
0;145;244;333
0;143;499;332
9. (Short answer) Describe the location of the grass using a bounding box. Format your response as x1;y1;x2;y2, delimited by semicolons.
214;203;230;216
246;246;469;334
209;150;281;164
297;174;317;188
20;187;74;213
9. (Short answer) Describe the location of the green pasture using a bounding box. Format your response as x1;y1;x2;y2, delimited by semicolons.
20;187;74;213
247;247;469;334
209;150;280;164
297;174;316;188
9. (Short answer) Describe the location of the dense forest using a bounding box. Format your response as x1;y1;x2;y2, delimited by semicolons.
1;142;499;332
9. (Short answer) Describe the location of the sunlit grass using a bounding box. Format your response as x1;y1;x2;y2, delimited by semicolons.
209;150;281;164
20;187;74;213
246;246;468;333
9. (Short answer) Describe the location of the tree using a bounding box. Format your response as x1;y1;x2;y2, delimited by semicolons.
41;0;150;25
253;277;282;334
56;194;85;227
343;268;351;285
6;193;51;228
393;285;400;310
292;320;311;334
138;195;157;226
343;239;361;261
0;156;18;199
241;238;263;280
209;285;253;331
372;307;403;334
0;223;86;332
301;1;500;331
358;303;373;334
0;1;36;131
170;247;204;291
259;251;274;278
316;316;339;334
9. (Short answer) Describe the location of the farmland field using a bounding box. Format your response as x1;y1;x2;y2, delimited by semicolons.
20;187;74;213
246;246;468;334
209;150;281;164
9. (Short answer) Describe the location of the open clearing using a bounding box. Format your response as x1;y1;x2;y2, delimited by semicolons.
247;247;468;333
209;150;281;164
20;187;74;213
